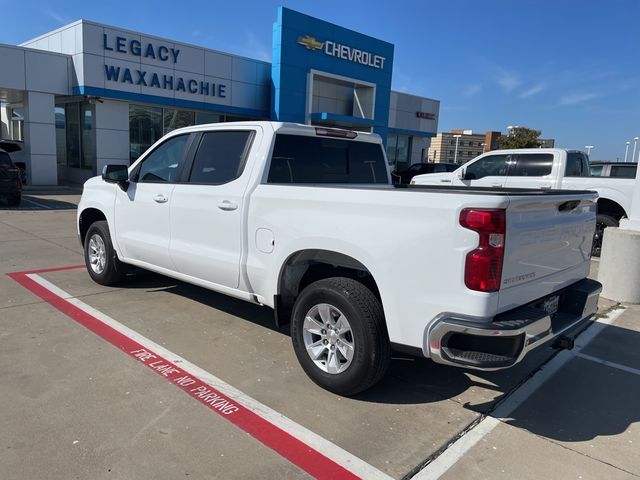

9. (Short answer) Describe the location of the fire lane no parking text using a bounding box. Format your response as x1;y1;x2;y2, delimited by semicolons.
7;265;393;480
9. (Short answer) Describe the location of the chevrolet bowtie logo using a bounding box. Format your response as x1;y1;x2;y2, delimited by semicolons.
297;35;324;51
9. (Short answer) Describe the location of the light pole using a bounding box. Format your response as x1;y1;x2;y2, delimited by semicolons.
632;137;639;164
453;134;461;164
585;145;594;156
624;141;631;162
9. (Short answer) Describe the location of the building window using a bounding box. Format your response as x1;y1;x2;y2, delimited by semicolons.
386;134;412;171
163;108;195;134
195;112;224;125
55;106;66;166
129;105;163;163
129;105;263;163
55;101;95;171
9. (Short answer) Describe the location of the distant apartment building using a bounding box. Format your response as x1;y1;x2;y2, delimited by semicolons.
428;130;501;164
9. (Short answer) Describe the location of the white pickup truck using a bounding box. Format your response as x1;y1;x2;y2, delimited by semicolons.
411;148;634;256
78;123;601;395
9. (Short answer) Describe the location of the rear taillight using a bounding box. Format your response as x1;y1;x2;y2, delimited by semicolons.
460;208;506;292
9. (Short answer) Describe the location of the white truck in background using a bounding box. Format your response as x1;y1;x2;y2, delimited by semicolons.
411;148;634;256
77;124;601;395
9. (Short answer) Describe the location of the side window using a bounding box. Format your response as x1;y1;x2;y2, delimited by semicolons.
464;154;510;180
137;135;189;183
188;131;253;184
610;165;637;178
510;154;553;176
565;153;590;177
590;165;604;176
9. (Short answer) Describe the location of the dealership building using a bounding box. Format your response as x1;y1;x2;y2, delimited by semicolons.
0;7;439;185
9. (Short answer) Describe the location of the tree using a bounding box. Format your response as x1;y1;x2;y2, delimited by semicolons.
499;127;542;149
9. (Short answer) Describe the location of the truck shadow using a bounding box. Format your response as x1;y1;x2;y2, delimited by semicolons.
120;271;640;443
0;194;77;210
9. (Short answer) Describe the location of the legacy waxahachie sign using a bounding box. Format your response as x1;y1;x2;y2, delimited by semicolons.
102;33;228;98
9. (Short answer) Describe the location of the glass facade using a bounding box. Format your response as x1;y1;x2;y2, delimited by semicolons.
55;101;95;171
129;104;257;163
163;108;195;134
129;104;163;163
386;134;412;171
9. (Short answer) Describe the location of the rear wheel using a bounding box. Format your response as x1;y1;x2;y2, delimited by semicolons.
84;220;126;285
592;214;618;257
291;277;391;396
7;193;20;206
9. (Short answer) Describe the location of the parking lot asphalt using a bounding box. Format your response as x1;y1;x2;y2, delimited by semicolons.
1;191;639;479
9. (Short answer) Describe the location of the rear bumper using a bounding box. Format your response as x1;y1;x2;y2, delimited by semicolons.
426;278;602;370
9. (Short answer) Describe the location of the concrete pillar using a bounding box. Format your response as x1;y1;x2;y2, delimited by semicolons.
0;103;9;139
599;151;640;302
598;227;640;302
23;91;57;185
95;99;130;173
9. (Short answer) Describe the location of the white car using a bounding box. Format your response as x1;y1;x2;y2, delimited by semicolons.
411;148;633;256
78;123;601;395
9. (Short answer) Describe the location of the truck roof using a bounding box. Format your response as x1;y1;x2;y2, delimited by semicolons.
486;148;584;155
164;121;383;144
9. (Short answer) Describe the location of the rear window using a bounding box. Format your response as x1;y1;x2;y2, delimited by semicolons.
0;152;12;168
510;154;553;176
267;134;388;184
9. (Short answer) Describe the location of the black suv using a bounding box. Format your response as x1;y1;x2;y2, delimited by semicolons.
0;149;22;206
391;162;458;184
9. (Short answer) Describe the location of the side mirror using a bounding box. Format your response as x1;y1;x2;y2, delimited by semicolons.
457;168;467;180
102;164;129;191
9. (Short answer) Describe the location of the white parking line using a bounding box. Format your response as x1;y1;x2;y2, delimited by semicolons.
20;272;393;480
576;352;640;376
411;308;625;480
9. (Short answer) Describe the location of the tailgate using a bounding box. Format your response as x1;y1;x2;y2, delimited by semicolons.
498;192;596;308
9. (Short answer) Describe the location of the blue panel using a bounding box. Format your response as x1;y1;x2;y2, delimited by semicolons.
387;127;437;138
310;112;377;126
73;86;269;118
271;7;394;132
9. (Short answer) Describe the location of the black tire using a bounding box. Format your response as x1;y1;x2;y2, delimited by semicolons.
84;220;126;285
7;192;21;206
291;277;391;396
592;214;618;257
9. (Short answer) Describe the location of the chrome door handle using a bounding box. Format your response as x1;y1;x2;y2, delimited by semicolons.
153;194;168;203
217;200;238;211
491;183;502;187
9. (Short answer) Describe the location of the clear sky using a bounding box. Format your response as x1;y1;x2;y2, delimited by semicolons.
2;0;639;160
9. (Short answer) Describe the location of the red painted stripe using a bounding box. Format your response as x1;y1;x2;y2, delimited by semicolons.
8;264;85;276
7;270;361;480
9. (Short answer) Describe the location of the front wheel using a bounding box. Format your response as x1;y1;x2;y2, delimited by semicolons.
84;220;126;285
592;214;618;257
291;277;391;396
